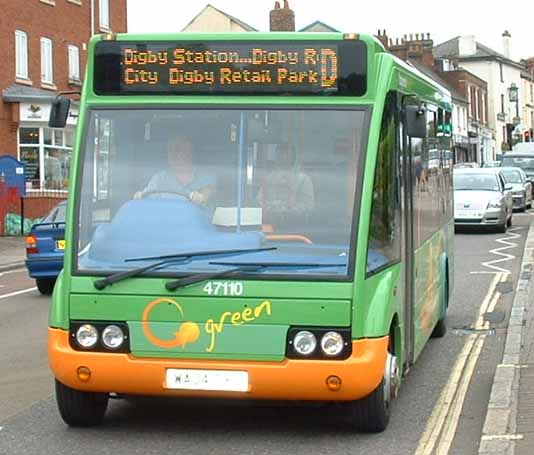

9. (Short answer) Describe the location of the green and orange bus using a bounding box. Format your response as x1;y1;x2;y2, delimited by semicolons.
48;31;454;432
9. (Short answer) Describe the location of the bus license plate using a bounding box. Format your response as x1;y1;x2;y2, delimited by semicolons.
165;369;249;392
55;240;66;250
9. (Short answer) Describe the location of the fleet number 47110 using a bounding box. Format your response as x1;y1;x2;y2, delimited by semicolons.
203;282;244;296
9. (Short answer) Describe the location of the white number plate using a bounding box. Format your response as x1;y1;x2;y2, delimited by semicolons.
165;369;249;392
456;210;483;218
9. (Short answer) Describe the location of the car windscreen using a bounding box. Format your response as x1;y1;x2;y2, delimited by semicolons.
453;173;500;191
42;203;67;223
501;169;522;183
501;156;534;171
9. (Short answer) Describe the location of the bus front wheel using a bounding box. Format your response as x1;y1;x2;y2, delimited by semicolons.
347;353;399;433
55;379;109;427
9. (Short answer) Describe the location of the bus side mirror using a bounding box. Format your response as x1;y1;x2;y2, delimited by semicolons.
49;96;71;128
405;105;427;138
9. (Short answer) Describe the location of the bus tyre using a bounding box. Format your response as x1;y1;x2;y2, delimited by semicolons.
348;379;390;433
36;278;55;295
431;317;447;338
55;379;109;427
348;354;399;433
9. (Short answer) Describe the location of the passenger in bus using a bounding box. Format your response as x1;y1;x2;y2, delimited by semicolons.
134;134;215;205
257;143;314;230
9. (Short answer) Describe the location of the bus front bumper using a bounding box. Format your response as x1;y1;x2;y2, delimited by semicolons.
49;328;388;401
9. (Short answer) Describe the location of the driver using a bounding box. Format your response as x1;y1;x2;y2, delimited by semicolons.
134;134;214;205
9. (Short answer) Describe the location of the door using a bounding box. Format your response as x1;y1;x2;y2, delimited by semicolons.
400;99;416;369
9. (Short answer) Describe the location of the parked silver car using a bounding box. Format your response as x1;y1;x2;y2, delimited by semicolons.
453;168;513;232
500;167;532;211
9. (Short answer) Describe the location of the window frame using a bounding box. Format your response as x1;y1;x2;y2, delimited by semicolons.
18;126;74;192
99;0;110;31
40;37;54;85
68;44;81;82
15;30;29;80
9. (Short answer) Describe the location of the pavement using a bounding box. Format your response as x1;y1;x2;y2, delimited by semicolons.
479;220;534;455
0;236;26;272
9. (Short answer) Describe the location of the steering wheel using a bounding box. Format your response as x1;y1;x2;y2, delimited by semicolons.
140;190;191;200
265;234;313;244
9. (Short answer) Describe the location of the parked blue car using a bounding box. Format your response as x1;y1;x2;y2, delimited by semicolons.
25;201;66;295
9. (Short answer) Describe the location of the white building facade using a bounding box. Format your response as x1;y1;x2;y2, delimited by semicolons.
435;34;525;158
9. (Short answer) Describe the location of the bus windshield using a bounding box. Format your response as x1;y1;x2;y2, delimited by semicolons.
76;108;367;279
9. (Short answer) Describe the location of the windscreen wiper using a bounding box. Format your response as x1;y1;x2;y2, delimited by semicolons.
165;261;347;291
93;247;276;290
124;247;276;263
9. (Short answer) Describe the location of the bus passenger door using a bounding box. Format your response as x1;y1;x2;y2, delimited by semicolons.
399;101;417;370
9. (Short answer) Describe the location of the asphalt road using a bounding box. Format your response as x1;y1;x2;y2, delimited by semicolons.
0;213;531;455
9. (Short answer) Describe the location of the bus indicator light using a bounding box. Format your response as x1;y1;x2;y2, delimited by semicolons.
77;366;92;382
326;376;342;391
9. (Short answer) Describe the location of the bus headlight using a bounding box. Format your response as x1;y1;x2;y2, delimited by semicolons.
321;331;344;356
293;331;317;355
102;325;125;349
76;324;98;348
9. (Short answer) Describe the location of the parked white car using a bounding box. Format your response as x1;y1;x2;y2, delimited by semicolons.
453;168;513;233
500;167;532;211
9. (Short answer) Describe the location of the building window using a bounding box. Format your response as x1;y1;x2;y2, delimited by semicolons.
484;93;489;123
99;0;110;30
15;30;29;79
501;94;505;114
500;63;504;83
40;38;53;84
470;86;477;119
18;127;73;191
68;45;80;81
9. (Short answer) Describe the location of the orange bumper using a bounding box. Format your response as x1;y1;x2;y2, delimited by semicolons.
48;328;388;401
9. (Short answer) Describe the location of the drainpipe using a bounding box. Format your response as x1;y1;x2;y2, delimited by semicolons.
91;0;95;36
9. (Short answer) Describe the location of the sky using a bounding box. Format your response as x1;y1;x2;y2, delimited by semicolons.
127;0;534;61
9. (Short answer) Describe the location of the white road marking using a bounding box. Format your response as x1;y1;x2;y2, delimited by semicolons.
436;334;486;454
0;287;37;300
470;228;520;274
416;268;507;455
481;434;524;441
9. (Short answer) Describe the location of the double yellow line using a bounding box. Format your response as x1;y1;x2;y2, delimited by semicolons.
415;272;507;455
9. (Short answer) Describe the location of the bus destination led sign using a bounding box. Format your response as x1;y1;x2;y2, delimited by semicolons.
123;47;338;89
94;41;367;96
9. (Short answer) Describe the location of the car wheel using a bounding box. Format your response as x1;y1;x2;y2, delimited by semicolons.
55;379;109;427
36;278;56;295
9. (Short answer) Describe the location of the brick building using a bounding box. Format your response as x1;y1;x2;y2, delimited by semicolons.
0;0;127;222
377;31;493;164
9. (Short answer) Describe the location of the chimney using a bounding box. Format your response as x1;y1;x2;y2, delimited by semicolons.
270;0;295;32
376;29;389;48
502;30;511;59
459;35;476;57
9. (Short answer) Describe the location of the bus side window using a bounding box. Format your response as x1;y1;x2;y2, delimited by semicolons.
366;92;401;275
